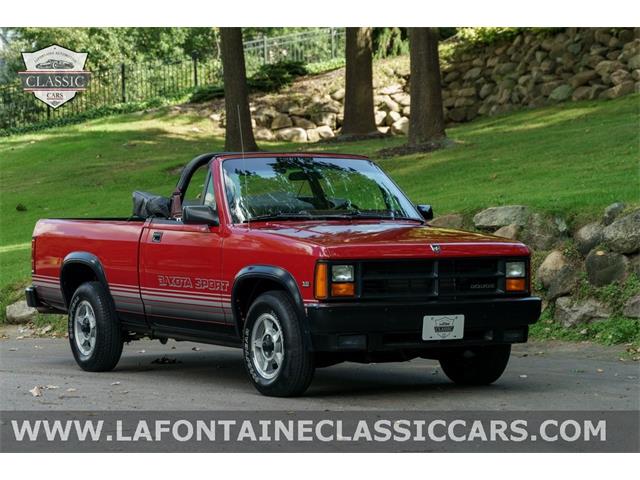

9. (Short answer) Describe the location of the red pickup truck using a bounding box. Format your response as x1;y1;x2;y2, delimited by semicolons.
26;152;541;397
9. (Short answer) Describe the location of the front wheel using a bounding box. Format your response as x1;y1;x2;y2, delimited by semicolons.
242;291;315;397
439;344;511;385
68;281;123;372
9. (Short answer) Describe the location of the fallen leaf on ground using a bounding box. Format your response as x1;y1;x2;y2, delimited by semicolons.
111;381;121;386
192;347;201;351
40;325;53;334
46;385;59;389
66;388;77;393
596;368;604;373
519;374;528;379
137;350;146;354
29;386;43;397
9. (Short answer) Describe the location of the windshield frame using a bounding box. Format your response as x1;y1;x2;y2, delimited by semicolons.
220;155;422;225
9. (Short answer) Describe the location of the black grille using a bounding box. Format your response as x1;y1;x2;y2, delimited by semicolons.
359;258;505;300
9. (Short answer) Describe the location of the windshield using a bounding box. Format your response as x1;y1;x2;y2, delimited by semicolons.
221;156;422;223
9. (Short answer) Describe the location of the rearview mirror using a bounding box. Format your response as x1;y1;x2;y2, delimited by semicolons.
416;204;434;221
182;205;219;226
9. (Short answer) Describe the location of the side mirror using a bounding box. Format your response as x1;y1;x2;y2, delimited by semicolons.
416;204;434;221
182;205;219;226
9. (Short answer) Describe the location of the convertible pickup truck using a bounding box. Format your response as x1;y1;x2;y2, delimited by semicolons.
26;152;541;397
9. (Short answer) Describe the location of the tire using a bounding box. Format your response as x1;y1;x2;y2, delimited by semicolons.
439;344;511;386
68;281;123;372
242;291;315;397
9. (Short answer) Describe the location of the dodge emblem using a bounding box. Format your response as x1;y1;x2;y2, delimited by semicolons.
430;244;441;254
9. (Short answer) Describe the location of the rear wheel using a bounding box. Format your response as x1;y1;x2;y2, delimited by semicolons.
68;281;123;372
242;291;314;397
439;344;511;385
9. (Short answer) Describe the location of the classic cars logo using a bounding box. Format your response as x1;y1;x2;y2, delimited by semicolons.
433;317;456;338
430;243;441;254
18;44;91;108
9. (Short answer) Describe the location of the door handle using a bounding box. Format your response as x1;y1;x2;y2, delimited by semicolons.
151;232;163;243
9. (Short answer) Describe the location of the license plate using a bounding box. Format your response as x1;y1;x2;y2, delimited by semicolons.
422;315;464;341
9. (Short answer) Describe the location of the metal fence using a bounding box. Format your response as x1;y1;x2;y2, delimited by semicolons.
0;28;345;132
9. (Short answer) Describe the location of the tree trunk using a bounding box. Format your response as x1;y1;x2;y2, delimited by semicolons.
408;27;446;146
220;27;258;152
341;27;377;136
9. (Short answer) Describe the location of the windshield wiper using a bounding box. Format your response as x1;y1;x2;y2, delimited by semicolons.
244;212;314;223
341;211;425;223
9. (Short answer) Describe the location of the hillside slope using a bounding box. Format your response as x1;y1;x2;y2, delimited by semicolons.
1;94;638;292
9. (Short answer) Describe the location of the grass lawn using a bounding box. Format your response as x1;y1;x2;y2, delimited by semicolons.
1;94;639;299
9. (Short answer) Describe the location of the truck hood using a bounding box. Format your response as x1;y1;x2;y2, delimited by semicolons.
252;220;530;258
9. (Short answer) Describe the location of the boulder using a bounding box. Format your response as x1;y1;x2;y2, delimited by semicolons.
547;264;581;300
569;70;598;88
315;125;335;139
254;128;275;141
519;213;567;250
537;250;568;288
629;254;640;276
385;110;402;126
330;88;345;101
306;129;320;143
310;112;336;128
603;202;625;225
554;297;611;327
391;117;410;135
623;294;640;318
585;249;629;286
602;210;640;254
549;84;573;101
380;84;403;95
610;69;632;86
390;92;411;107
599;81;635;99
291;116;316;130
493;224;520;240
275;127;307;143
5;300;37;324
479;83;495;99
271;113;293;130
429;214;464;229
473;205;531;229
572;86;592;101
374;110;387;126
574;222;603;256
379;96;401;113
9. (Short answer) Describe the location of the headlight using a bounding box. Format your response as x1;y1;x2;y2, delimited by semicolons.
332;265;354;282
506;261;525;278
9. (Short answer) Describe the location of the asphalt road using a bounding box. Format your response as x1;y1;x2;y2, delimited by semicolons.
1;330;638;411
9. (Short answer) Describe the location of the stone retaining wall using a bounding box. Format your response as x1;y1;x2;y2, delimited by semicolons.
206;27;639;142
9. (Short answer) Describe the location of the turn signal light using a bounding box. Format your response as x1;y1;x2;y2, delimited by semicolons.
506;278;526;292
314;263;329;299
331;282;355;297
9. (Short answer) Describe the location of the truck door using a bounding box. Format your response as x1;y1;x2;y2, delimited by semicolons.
139;169;232;334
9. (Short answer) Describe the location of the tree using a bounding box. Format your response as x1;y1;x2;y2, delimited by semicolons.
220;27;258;152
341;27;378;137
408;27;446;147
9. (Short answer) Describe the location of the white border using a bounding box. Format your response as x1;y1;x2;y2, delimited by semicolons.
1;0;636;26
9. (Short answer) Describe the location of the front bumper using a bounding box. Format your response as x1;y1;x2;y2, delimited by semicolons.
305;296;541;353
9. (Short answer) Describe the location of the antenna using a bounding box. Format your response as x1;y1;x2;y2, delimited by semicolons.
236;104;249;229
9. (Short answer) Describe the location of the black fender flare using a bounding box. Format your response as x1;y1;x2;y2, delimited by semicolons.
231;265;311;345
60;252;110;307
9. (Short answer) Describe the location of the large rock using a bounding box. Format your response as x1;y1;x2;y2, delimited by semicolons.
254;128;275;141
315;125;335;139
537;250;568;288
306;129;320;143
391;117;409;135
623;294;640;318
574;222;603;256
602;210;640;254
493;224;519;240
275;127;307;143
547;264;581;300
569;70;598;88
520;213;567;250
6;300;37;324
429;214;464;229
585;249;629;286
549;84;573;101
600;81;635;99
374;110;387;126
310;112;337;128
473;205;531;229
271;113;293;130
603;202;625;225
291;116;316;130
554;297;611;327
